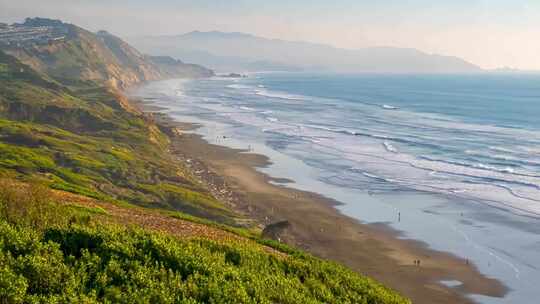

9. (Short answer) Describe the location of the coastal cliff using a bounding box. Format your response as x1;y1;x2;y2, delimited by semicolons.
0;18;214;90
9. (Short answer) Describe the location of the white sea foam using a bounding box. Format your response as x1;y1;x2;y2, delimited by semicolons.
255;89;306;101
382;104;399;110
383;141;398;153
362;172;383;180
489;146;520;154
227;84;251;90
304;124;358;136
474;163;514;174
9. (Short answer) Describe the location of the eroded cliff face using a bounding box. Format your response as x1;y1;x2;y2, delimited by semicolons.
0;18;214;91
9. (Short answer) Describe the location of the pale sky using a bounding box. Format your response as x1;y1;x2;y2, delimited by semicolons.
1;0;539;70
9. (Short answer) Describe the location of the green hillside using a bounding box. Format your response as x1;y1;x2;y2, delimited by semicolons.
0;50;236;225
0;182;409;304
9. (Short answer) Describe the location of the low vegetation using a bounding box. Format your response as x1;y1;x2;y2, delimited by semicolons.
0;181;410;304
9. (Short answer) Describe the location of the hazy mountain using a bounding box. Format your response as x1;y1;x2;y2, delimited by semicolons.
490;67;540;74
128;31;482;73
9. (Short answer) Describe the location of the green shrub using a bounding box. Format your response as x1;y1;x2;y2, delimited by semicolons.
0;183;409;304
0;264;28;304
4;202;411;304
0;221;409;304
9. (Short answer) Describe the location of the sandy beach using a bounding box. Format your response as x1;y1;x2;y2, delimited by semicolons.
147;111;507;304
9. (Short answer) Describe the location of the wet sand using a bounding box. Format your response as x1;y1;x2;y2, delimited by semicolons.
146;108;507;304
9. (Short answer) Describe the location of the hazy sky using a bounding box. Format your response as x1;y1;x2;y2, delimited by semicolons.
2;0;539;69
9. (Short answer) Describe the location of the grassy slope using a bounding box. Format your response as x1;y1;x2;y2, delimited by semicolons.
0;181;409;304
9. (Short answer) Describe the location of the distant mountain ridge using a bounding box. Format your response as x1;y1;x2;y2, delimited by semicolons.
0;18;214;90
128;31;482;73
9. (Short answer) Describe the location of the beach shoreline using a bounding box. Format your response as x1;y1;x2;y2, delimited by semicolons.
139;101;508;304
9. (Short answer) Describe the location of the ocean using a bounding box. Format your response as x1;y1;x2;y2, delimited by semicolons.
133;72;540;304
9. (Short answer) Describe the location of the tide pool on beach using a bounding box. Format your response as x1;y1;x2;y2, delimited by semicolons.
132;72;540;304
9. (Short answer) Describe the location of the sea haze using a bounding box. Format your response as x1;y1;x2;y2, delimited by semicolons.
133;72;540;304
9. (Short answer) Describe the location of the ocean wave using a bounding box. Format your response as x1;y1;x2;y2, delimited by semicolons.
492;183;540;203
449;188;468;194
419;155;518;175
227;84;251;90
310;137;540;202
319;127;439;156
304;124;446;151
383;141;398;153
475;163;514;174
464;149;540;168
489;146;521;154
361;172;384;180
360;171;399;184
430;153;540;179
381;104;399;110
255;89;306;101
304;124;358;136
412;156;540;191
